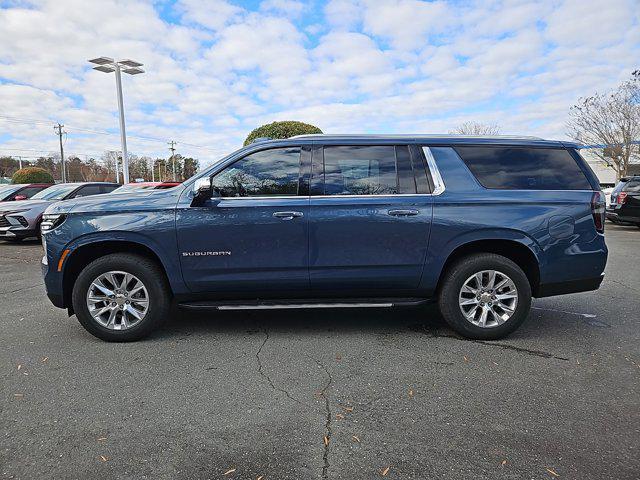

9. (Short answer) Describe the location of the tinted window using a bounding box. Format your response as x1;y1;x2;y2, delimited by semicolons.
624;180;640;192
395;146;417;194
18;186;44;198
455;146;592;190
31;183;78;200
101;185;119;193
72;185;103;198
211;147;301;197
323;146;397;195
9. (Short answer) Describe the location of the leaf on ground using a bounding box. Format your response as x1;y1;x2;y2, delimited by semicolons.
342;406;354;413
408;389;414;398
223;468;236;475
42;357;49;363
381;466;390;476
257;476;264;480
501;460;507;466
352;435;360;442
13;393;23;397
17;364;22;370
99;455;108;462
323;435;329;446
97;437;107;441
546;468;560;477
336;353;342;361
336;413;345;420
463;356;469;362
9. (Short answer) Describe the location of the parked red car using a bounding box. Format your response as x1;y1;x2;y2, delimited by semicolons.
0;183;53;202
110;182;181;194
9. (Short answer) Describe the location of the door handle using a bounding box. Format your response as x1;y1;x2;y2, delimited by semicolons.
273;211;304;220
388;209;419;217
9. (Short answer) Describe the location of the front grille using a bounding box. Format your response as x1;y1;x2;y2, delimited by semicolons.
0;216;9;228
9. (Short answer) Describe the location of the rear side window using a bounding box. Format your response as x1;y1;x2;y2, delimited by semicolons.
322;146;398;195
455;146;592;190
72;185;103;198
101;185;119;194
15;186;42;198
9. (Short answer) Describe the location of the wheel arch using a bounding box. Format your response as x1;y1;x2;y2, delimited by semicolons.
435;237;541;297
61;237;177;310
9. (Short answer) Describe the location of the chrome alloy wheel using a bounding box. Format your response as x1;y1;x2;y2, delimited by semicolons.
458;270;518;328
86;271;149;330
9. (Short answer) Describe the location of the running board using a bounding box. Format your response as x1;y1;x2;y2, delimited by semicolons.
179;298;429;311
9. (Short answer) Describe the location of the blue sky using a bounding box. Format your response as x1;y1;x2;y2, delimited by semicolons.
0;0;638;166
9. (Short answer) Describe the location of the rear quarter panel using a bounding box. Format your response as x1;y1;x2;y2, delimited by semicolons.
421;146;607;295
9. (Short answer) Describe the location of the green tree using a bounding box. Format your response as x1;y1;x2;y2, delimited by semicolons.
244;121;323;146
12;167;54;184
182;157;199;180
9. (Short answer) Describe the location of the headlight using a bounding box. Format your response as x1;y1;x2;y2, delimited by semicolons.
41;214;66;233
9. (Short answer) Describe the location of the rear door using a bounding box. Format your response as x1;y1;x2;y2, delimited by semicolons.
308;143;433;294
176;145;311;295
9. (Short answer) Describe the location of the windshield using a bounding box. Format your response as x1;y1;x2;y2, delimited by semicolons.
611;179;629;195
111;184;157;194
0;185;22;197
31;183;78;200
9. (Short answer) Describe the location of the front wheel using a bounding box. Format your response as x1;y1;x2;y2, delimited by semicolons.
72;253;171;341
437;253;532;340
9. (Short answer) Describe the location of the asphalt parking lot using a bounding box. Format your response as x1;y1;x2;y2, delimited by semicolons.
1;224;639;480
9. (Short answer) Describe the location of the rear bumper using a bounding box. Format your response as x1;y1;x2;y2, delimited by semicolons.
606;209;640;224
537;274;604;298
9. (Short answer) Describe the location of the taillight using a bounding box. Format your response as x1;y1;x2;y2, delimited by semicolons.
618;192;628;204
591;191;605;233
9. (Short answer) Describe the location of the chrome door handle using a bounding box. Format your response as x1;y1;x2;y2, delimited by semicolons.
388;209;419;216
273;211;304;220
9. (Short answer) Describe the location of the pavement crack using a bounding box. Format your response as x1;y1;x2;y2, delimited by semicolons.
313;358;333;480
255;329;305;405
0;283;43;296
419;325;569;361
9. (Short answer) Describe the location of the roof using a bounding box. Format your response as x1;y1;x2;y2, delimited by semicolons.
281;134;579;148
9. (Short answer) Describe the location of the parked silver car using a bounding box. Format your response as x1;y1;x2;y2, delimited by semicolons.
0;182;119;241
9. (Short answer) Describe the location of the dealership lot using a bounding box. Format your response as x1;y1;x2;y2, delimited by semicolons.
1;224;639;480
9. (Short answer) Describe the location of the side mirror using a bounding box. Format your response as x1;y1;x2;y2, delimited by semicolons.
14;194;27;201
191;177;214;206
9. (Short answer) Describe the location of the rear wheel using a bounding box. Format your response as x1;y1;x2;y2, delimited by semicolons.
72;253;171;341
438;253;532;340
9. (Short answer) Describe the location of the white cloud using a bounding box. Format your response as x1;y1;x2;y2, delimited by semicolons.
0;0;638;166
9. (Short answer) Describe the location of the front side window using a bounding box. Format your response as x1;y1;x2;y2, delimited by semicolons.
322;146;398;195
455;146;592;190
211;147;301;197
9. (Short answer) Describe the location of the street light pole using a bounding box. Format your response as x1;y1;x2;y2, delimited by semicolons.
88;57;144;185
113;64;130;184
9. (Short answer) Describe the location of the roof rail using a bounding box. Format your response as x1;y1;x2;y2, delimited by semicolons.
250;136;273;144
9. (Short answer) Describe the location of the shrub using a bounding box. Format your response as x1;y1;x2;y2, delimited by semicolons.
11;167;54;184
244;121;323;146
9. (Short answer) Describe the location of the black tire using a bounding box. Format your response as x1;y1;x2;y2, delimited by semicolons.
437;253;532;340
72;253;171;341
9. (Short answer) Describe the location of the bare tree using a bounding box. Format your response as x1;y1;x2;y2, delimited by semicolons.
450;121;501;136
567;71;640;180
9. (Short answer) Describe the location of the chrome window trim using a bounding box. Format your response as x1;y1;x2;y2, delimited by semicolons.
422;146;446;195
218;195;303;200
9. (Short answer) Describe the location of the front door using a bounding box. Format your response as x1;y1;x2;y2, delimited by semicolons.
177;146;310;296
308;144;433;295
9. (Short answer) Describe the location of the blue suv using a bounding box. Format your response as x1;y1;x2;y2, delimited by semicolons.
41;135;607;341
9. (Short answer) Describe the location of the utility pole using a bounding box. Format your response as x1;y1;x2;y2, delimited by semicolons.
17;156;23;170
150;158;155;182
168;141;177;181
54;123;66;183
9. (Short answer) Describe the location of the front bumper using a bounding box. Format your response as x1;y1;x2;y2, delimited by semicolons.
0;226;38;239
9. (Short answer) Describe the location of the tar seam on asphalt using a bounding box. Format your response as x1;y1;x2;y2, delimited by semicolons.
255;328;306;406
0;283;44;296
418;325;570;361
313;358;333;480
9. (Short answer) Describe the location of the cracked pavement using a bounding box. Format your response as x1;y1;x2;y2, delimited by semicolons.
1;223;639;479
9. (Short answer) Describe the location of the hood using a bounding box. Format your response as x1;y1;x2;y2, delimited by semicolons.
44;187;183;216
0;198;52;213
